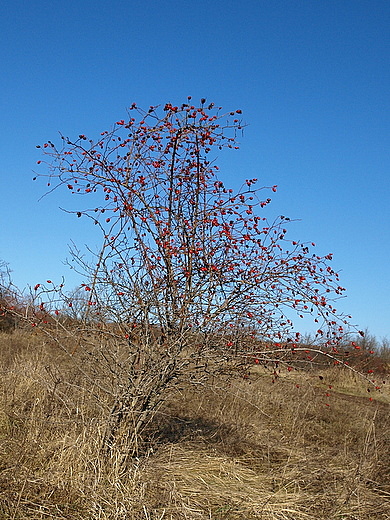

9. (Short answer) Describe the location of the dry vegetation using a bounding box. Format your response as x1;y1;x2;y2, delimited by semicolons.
0;330;389;520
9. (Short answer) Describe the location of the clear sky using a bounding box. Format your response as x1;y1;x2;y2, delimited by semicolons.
1;0;389;338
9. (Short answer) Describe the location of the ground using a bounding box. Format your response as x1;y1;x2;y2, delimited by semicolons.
0;330;389;519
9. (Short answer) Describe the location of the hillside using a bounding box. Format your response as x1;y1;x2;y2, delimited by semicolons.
0;330;389;519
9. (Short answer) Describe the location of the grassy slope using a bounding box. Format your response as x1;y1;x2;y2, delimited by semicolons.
0;331;389;520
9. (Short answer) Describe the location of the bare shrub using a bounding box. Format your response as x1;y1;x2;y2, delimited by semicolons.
11;99;372;464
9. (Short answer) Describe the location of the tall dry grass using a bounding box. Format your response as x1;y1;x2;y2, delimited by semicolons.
0;330;389;519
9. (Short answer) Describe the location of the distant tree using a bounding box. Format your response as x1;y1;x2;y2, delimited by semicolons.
30;99;363;465
0;261;19;332
379;337;390;361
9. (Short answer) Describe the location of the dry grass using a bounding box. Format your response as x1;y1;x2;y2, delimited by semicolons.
0;330;389;519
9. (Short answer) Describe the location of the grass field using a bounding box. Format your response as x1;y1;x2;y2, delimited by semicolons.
0;330;389;519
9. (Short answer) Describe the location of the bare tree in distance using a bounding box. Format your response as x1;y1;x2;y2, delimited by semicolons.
0;261;18;332
25;98;367;463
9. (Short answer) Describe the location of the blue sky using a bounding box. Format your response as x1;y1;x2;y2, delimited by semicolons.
1;0;389;338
